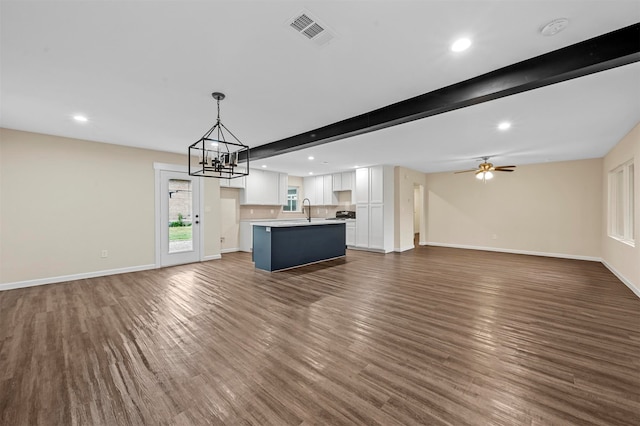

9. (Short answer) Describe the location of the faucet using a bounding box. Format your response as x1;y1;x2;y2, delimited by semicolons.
302;198;311;222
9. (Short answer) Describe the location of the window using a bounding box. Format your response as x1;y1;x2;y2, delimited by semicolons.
608;160;634;246
283;186;299;212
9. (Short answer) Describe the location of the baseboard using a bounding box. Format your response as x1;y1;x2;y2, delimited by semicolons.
422;242;601;262
202;254;222;261
394;245;415;253
0;264;156;292
601;260;640;298
220;248;240;254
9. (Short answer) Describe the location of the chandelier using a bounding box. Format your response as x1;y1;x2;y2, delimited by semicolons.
189;92;250;179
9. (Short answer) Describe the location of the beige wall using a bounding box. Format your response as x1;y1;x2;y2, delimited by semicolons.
220;187;240;251
0;128;221;285
424;158;603;259
394;166;427;251
601;123;639;292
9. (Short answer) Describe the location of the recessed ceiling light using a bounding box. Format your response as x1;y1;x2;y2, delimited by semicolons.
261;164;267;168
354;165;359;168
308;156;314;160
451;38;471;52
308;172;314;175
73;115;88;122
210;142;218;147
498;121;511;131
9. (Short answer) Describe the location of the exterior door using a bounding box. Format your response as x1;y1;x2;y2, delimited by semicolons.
159;170;202;267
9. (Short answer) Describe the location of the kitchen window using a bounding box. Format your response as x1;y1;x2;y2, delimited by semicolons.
283;186;299;212
608;160;634;246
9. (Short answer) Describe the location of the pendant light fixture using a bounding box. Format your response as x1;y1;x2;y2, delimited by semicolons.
189;92;250;179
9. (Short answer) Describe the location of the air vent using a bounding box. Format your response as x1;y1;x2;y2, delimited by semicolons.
288;10;335;47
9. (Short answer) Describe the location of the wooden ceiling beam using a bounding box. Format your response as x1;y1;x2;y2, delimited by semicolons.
248;23;640;161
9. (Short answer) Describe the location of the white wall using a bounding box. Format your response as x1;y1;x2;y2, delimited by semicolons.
601;123;640;295
424;158;603;260
0;128;221;286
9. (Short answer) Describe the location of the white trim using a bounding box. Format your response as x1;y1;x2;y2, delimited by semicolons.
220;248;240;254
422;242;601;262
0;264;156;292
203;254;222;261
153;162;188;172
394;245;415;252
601;260;640;299
154;165;205;267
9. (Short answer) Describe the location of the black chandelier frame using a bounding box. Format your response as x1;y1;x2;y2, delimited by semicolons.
189;92;250;179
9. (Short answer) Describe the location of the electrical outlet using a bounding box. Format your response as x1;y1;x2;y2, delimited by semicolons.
491;234;498;240
101;250;108;258
250;209;254;214
270;209;274;214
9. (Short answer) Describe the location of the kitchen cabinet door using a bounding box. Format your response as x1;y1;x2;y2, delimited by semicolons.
369;166;384;204
324;175;337;205
355;204;369;248
315;175;324;205
369;204;384;249
346;222;356;246
341;171;354;191
278;173;288;205
332;173;342;191
355;168;369;204
303;176;316;205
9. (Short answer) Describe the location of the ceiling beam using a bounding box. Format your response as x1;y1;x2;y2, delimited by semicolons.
249;23;640;161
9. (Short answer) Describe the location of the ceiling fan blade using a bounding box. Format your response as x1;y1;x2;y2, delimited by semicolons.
454;169;478;174
494;165;516;169
494;169;514;172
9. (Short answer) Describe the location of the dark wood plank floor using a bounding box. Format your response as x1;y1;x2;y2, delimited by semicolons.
1;247;638;425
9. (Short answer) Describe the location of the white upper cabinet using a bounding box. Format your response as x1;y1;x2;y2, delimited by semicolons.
332;173;342;191
323;175;337;205
355;168;370;204
341;171;354;191
303;176;316;205
303;174;337;205
240;169;287;205
369;166;384;204
278;173;288;206
332;171;354;192
220;176;246;188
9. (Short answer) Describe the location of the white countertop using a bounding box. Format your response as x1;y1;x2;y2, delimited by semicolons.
252;220;347;228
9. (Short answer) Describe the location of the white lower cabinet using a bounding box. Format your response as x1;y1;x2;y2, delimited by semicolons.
346;221;356;247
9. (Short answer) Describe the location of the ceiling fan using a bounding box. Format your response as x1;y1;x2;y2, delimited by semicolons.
454;157;516;182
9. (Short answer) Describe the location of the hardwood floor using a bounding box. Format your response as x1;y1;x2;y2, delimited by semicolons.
1;247;638;425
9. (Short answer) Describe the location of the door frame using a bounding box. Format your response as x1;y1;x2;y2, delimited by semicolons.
154;162;205;267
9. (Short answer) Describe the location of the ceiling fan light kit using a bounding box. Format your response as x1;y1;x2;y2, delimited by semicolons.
189;92;250;179
455;156;516;182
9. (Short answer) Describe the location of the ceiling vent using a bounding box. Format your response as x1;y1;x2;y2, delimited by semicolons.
288;11;335;47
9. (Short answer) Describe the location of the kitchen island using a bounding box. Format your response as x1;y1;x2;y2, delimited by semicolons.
252;221;346;272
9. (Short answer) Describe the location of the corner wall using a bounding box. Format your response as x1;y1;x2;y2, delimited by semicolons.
601;123;640;294
424;158;603;260
0;128;221;286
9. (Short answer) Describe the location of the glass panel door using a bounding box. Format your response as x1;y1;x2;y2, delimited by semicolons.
159;171;201;266
168;179;193;253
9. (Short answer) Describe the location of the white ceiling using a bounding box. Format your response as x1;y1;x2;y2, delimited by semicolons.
2;1;639;176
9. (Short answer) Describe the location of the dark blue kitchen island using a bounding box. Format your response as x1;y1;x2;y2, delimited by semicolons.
252;221;346;272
